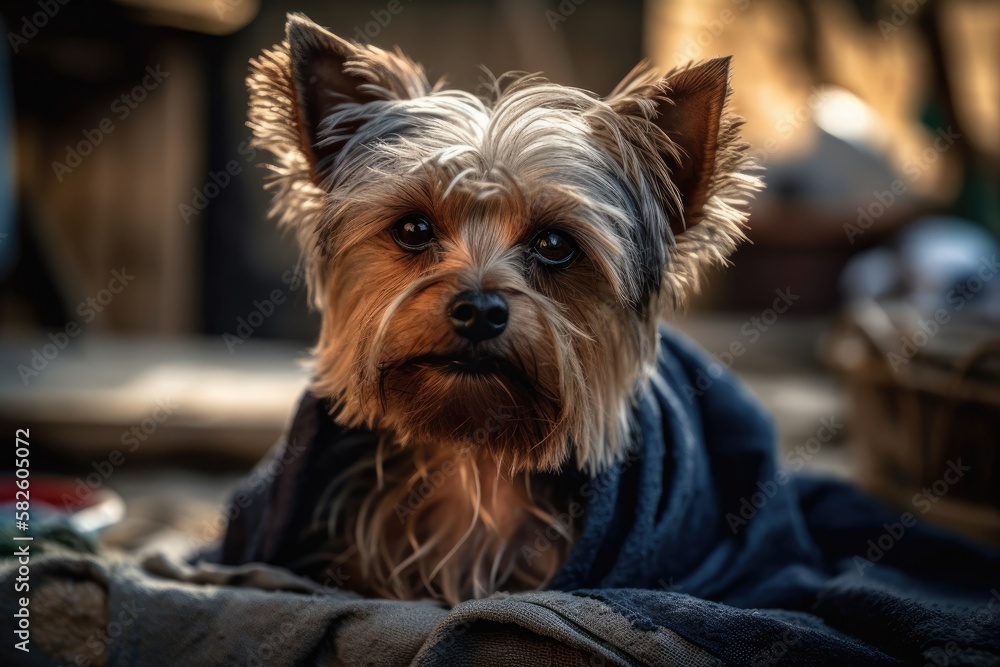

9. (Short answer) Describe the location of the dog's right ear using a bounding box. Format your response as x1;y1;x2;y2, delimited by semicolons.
249;13;431;181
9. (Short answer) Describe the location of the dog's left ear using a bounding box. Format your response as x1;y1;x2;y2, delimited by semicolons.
605;58;760;302
608;57;734;232
652;58;731;230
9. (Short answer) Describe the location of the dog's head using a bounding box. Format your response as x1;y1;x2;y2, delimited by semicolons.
249;13;758;475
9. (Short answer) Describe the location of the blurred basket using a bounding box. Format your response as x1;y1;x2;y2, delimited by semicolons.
824;300;1000;544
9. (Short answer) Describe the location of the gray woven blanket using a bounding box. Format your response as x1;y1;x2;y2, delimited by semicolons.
1;553;719;666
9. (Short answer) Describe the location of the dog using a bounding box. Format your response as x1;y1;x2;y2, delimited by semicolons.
246;13;759;605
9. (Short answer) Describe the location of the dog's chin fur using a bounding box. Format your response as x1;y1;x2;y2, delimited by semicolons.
377;361;563;468
248;13;760;605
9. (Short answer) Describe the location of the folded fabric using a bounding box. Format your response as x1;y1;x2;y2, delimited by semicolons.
214;326;1000;664
2;553;732;666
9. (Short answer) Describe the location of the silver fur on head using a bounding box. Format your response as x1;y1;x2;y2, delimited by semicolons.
247;13;761;604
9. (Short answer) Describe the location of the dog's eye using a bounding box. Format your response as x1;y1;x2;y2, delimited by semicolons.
530;229;577;267
391;214;435;251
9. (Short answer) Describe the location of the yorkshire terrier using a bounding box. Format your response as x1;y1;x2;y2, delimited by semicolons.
246;13;758;605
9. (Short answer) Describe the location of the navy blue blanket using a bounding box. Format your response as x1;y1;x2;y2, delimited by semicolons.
217;328;1000;666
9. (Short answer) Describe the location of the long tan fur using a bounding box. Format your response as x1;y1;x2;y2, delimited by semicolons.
247;14;761;605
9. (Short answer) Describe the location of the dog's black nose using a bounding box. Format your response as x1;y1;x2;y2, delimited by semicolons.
449;290;508;343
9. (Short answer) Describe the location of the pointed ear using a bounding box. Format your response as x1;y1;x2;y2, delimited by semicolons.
257;13;431;179
245;13;433;305
605;58;759;305
654;57;731;228
607;58;734;233
285;15;379;171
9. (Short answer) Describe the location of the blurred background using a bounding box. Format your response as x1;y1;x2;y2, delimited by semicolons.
0;0;998;557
